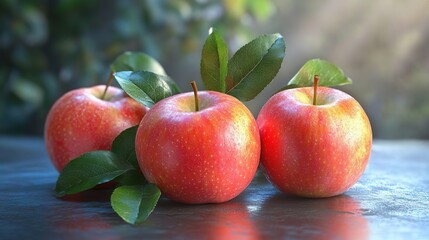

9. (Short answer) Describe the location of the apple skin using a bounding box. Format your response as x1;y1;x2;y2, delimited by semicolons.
45;85;147;171
135;91;260;204
257;86;372;198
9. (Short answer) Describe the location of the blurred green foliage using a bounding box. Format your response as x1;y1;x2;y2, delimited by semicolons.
2;0;429;139
0;0;273;135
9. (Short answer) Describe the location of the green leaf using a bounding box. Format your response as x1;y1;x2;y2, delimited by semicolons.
110;51;167;75
200;28;228;92
111;126;147;185
286;59;352;88
114;71;180;108
111;184;161;225
115;170;147;186
112;125;139;169
55;151;133;197
226;33;285;101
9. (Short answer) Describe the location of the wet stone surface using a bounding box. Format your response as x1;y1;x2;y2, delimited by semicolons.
0;138;428;239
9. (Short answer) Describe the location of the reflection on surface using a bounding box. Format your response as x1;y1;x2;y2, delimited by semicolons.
257;193;369;240
152;199;260;240
45;176;368;240
49;190;260;239
4;139;429;239
48;189;120;240
51;205;111;231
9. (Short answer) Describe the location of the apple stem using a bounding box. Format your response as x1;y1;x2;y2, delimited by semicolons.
313;75;319;105
101;71;114;100
191;81;200;112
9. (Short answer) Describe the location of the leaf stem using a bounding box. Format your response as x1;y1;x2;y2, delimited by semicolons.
313;75;319;105
101;71;114;100
191;81;199;112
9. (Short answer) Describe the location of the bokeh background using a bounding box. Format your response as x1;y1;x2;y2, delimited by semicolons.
1;0;428;138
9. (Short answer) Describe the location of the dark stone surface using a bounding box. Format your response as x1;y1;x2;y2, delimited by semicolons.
1;137;428;239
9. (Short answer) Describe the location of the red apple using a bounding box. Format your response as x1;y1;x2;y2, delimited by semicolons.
45;85;147;171
257;78;372;198
135;87;260;204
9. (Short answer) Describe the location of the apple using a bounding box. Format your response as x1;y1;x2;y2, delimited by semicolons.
45;85;147;171
257;76;372;198
135;82;260;204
